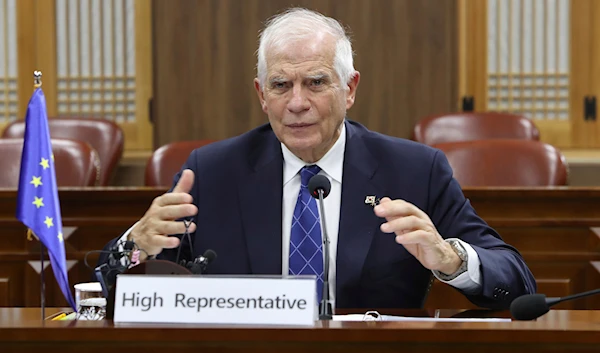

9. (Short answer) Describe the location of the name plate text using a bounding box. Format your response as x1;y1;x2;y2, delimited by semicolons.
113;275;316;326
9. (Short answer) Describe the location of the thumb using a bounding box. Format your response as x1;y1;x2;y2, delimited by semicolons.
379;197;391;204
172;169;195;194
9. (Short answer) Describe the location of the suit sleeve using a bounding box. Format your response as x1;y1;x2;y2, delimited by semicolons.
427;150;537;309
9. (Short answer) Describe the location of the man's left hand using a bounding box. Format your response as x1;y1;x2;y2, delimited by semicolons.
374;197;462;275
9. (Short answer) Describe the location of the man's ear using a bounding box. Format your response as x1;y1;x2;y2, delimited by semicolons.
345;71;360;110
254;78;268;113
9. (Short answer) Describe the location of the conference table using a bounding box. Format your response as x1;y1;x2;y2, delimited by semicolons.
0;308;599;352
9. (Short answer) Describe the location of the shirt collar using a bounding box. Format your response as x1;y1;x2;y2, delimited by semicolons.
282;122;346;185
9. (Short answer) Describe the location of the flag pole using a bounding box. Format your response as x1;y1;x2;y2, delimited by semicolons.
33;71;45;321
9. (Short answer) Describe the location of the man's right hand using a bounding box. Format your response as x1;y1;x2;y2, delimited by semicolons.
129;169;198;260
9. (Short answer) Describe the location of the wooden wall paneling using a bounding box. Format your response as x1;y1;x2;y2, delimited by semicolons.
570;0;594;147
586;262;600;308
24;259;51;307
534;279;572;309
0;264;21;307
458;0;487;112
498;226;599;254
15;0;36;123
152;0;459;148
0;278;8;306
36;0;58;117
23;259;76;308
131;0;154;151
591;0;600;147
528;262;588;309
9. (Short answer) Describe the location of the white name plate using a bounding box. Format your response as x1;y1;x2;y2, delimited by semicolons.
113;275;317;326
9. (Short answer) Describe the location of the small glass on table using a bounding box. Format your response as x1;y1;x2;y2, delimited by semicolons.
74;282;106;320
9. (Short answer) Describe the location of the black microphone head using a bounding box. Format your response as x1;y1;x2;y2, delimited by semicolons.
510;293;550;320
123;240;135;251
203;249;217;264
308;174;331;199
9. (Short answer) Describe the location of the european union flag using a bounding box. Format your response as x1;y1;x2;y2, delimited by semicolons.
16;88;76;310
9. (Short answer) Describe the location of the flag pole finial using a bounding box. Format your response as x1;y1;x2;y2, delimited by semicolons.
33;71;42;89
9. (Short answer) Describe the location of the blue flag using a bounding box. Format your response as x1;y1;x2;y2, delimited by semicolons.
16;88;76;310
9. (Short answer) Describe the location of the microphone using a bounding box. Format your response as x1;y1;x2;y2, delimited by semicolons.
180;249;217;274
510;288;600;320
307;174;333;320
92;240;136;297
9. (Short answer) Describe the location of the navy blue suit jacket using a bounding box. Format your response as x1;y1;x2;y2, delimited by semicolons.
102;120;536;309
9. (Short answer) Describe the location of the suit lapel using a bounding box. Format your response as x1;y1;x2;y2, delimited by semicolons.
336;121;384;296
238;132;283;275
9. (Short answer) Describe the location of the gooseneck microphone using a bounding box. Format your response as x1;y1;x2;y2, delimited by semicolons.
510;288;600;320
307;174;333;320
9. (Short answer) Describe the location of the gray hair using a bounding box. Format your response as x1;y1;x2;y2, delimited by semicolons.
256;8;355;89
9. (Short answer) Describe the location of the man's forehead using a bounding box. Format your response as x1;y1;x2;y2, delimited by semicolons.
268;64;333;79
265;33;335;62
266;50;335;78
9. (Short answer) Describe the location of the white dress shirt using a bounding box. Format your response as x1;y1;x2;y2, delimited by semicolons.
122;123;483;298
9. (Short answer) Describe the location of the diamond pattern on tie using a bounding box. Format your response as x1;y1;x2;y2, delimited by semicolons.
289;165;324;302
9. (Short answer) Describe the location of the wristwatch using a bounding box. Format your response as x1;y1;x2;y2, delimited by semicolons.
434;239;468;281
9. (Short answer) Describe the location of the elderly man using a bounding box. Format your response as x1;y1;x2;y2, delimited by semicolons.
100;8;535;309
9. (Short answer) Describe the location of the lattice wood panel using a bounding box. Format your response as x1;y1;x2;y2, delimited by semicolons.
56;0;136;123
487;0;570;121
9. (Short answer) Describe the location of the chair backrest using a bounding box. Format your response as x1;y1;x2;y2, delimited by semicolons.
433;139;568;186
413;112;540;145
145;140;216;187
2;117;124;185
0;138;100;187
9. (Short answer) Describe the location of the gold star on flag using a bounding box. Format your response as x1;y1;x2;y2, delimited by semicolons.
32;196;44;208
30;176;42;188
57;232;63;242
44;216;54;228
40;158;50;170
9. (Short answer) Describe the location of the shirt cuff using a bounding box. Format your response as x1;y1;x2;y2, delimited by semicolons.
432;238;482;294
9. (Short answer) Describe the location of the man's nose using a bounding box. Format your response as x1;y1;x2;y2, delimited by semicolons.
287;85;310;113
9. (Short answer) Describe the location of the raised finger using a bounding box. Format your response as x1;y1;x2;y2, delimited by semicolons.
394;229;437;245
172;169;195;194
155;220;197;236
154;192;194;207
380;215;426;234
147;234;181;250
156;204;198;220
374;198;427;220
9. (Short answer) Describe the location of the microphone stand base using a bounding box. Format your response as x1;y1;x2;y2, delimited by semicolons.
319;301;333;321
319;313;333;320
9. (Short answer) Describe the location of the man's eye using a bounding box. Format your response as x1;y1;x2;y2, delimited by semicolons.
272;82;286;89
312;79;323;86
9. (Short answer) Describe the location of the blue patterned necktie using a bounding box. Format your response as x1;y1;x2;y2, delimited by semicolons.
289;165;324;302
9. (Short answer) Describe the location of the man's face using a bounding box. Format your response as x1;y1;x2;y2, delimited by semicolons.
254;34;360;162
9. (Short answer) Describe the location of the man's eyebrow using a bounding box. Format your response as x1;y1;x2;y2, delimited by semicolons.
268;77;287;84
305;73;330;80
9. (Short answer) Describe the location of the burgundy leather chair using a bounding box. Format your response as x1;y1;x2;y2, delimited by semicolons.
414;112;540;145
145;140;216;187
0;138;100;187
2;117;124;186
433;139;568;186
